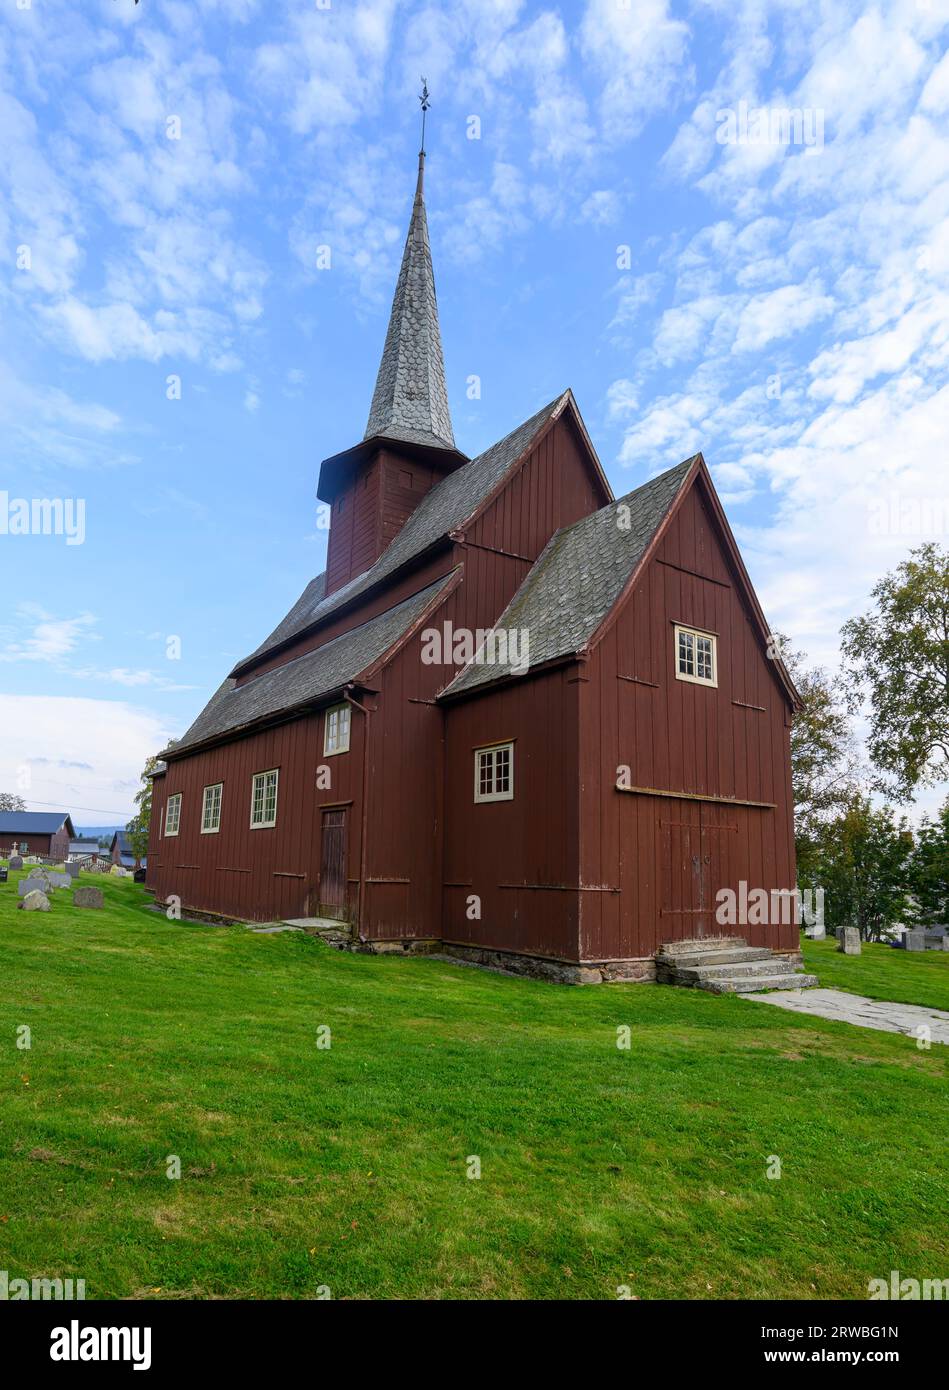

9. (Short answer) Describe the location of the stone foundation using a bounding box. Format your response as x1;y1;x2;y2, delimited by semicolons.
428;942;656;985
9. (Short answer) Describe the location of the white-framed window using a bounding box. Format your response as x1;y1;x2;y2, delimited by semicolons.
250;768;279;828
201;783;223;834
474;742;514;803
164;793;182;837
675;624;717;687
323;702;351;756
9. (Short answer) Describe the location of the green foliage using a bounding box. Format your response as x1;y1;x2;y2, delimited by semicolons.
841;542;949;798
909;797;949;929
805;795;913;941
778;637;860;880
125;753;166;864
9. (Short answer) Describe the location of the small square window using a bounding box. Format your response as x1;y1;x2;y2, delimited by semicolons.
250;769;279;828
201;783;223;834
674;625;717;687
324;702;351;756
474;742;515;803
165;793;182;837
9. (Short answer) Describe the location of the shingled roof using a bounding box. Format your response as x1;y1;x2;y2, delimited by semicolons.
236;391;575;674
168;573;456;757
364;153;455;451
440;456;697;699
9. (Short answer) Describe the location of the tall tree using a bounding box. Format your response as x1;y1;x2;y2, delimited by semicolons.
811;794;913;941
909;798;949;929
841;543;949;798
0;793;27;812
778;638;860;879
125;752;172;866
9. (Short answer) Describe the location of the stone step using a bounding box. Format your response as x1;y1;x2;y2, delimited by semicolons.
698;972;819;995
679;957;799;981
659;945;774;969
658;935;748;957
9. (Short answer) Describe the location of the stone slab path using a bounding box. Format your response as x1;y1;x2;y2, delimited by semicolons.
741;987;949;1044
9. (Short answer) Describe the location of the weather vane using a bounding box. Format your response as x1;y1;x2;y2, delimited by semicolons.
419;78;430;155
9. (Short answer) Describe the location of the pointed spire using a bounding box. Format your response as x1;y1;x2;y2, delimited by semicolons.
364;85;455;451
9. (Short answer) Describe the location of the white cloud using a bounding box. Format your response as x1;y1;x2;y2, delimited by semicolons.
0;694;173;822
732;280;834;353
581;0;690;143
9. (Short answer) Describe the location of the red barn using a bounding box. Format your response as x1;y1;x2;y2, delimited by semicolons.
0;812;74;861
147;152;799;983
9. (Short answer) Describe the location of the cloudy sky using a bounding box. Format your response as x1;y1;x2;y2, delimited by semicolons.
1;0;947;824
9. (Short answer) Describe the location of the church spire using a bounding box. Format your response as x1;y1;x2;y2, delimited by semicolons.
364;81;455;451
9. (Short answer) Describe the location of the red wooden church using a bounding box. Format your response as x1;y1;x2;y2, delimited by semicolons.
147;150;799;982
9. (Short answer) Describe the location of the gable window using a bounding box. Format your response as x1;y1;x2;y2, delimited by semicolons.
324;702;351;756
474;742;514;803
250;769;279;828
201;783;223;834
675;624;717;687
164;793;182;837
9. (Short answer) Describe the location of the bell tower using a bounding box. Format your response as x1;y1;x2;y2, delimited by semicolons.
318;83;467;597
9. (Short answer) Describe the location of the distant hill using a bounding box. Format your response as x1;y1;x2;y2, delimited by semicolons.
75;825;125;840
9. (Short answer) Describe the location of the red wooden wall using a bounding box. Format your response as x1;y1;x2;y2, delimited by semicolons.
577;476;796;960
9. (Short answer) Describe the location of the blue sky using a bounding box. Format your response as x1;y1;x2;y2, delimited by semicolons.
1;0;947;824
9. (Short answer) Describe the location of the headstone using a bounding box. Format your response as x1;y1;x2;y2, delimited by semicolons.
133;867;146;883
46;873;69;889
8;856;23;871
904;929;926;952
18;878;52;898
65;862;79;879
837;926;861;955
51;863;67;874
73;886;104;910
109;864;125;877
941;937;949;952
19;890;50;912
0;867;8;883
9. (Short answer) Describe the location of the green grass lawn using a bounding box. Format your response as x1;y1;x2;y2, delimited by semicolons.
1;866;947;1300
802;936;949;1012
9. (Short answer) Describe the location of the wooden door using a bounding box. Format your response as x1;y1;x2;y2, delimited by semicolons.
319;809;348;919
700;804;739;933
659;800;709;940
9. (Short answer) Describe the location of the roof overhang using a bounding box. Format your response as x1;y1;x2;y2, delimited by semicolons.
317;434;469;504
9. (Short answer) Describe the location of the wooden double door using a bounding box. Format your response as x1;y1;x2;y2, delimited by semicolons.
659;800;741;942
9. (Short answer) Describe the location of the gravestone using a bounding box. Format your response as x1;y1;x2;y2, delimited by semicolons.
904;929;925;952
19;890;50;912
18;877;52;898
109;864;125;877
8;856;23;871
837;926;861;955
65;862;79;879
46;873;69;889
51;863;68;874
0;867;7;883
73;886;104;910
